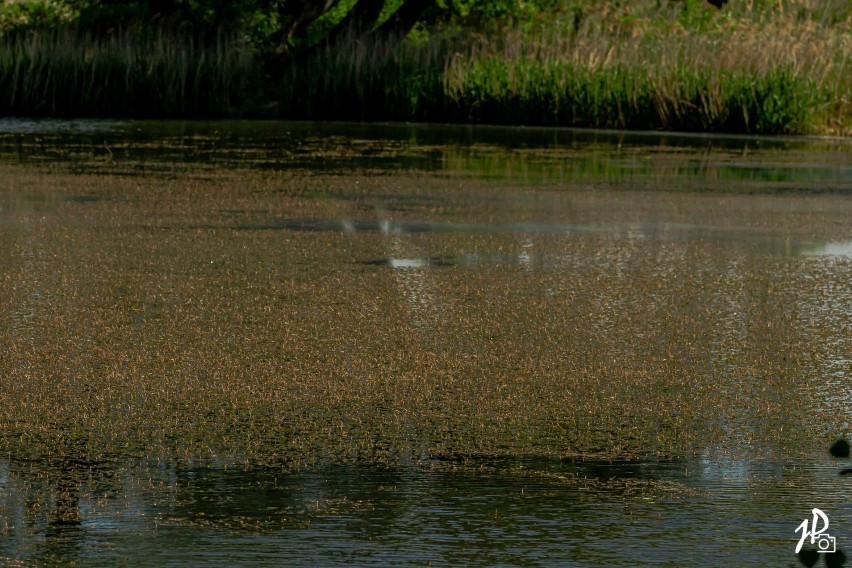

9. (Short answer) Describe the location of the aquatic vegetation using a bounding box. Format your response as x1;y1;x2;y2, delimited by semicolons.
1;135;850;469
274;31;448;121
435;0;848;134
443;57;825;134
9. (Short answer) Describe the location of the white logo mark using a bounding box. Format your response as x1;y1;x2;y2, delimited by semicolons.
795;508;836;554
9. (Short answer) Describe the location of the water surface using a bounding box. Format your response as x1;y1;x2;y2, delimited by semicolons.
0;120;850;566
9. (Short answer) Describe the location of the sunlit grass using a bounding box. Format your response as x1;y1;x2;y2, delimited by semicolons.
275;1;849;134
440;1;849;134
0;2;849;133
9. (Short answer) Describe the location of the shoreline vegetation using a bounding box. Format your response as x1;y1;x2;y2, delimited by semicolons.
0;1;849;135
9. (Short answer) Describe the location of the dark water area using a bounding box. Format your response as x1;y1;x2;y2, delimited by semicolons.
1;118;850;189
1;456;850;567
0;119;850;566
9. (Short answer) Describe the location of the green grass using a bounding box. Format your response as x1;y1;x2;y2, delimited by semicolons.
0;0;849;134
434;1;849;134
442;59;824;133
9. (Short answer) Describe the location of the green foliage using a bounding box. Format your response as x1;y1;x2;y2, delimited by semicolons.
0;0;73;34
441;56;827;133
0;0;848;134
432;0;566;32
676;0;720;31
301;0;359;47
726;70;822;134
66;0;267;37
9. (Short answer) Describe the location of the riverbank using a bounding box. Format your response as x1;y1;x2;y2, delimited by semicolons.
0;1;849;135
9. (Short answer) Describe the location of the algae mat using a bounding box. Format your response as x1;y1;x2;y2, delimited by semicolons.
1;121;851;566
0;122;849;468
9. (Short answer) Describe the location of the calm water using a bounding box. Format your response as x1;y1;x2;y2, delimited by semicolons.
0;120;850;566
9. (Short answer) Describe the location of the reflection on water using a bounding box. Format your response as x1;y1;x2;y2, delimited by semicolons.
793;251;852;420
375;210;444;331
239;217;826;259
0;121;850;566
803;241;852;258
1;119;850;188
2;456;850;567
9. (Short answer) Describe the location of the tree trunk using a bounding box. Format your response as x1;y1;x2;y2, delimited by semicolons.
264;0;337;80
372;0;435;40
272;0;338;54
265;0;436;81
325;0;385;46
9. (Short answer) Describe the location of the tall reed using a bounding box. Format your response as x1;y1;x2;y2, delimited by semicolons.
272;0;849;133
0;0;849;134
0;29;265;117
275;32;449;121
441;2;850;134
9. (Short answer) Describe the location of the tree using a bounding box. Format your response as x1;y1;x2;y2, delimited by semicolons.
267;0;437;53
59;0;440;76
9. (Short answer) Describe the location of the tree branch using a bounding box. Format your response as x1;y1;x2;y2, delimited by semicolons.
325;0;385;46
372;0;435;40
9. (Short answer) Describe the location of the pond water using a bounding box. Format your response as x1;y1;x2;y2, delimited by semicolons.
0;120;850;566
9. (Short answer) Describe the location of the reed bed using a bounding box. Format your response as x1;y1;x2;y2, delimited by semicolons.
0;0;849;133
275;35;448;122
441;3;850;134
0;29;264;117
273;0;850;133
